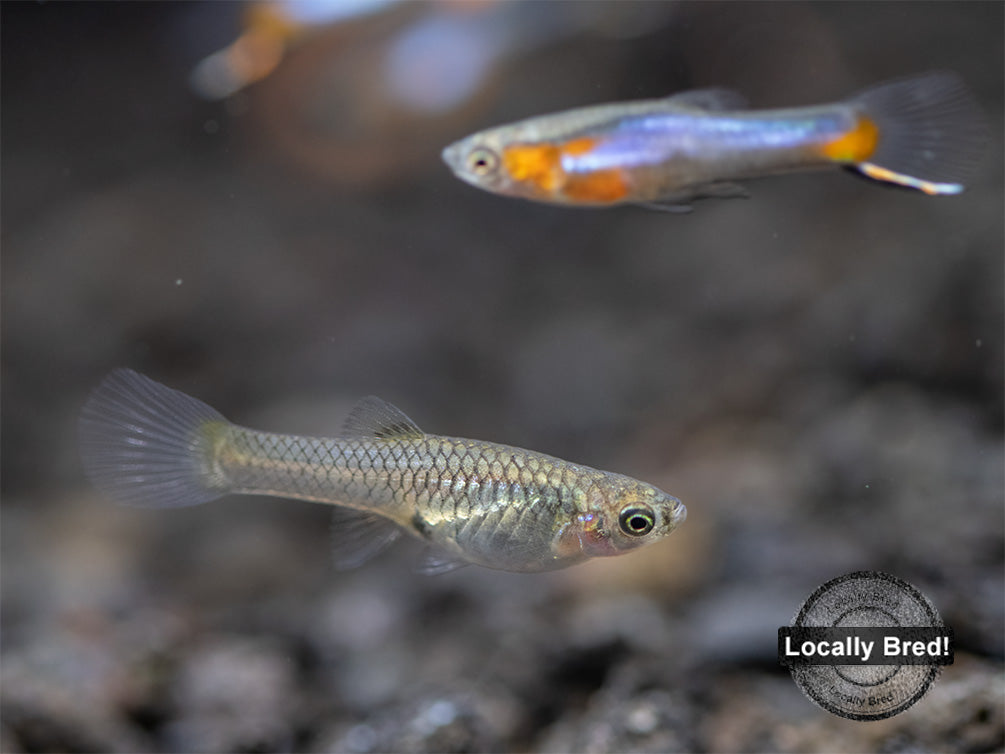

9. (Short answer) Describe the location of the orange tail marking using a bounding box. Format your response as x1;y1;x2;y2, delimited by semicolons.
820;114;880;163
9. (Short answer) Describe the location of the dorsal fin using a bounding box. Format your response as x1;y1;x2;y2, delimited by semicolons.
342;396;424;439
665;87;748;112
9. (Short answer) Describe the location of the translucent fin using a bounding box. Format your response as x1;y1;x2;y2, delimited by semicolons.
665;87;748;112
636;201;694;214
78;369;229;508
331;508;402;570
415;549;470;575
342;396;424;440
851;71;988;193
857;163;964;195
690;181;750;200
640;182;749;212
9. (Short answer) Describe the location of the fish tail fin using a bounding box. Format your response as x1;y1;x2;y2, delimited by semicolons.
78;369;231;508
846;72;988;194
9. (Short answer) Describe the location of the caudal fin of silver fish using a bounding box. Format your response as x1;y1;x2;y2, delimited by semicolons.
850;71;988;194
78;369;228;508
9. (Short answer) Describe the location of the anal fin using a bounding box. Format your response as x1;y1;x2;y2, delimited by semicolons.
689;181;751;200
638;182;749;213
637;201;694;213
331;508;402;570
415;548;470;576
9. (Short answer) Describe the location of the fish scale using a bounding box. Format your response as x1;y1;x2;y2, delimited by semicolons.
79;369;686;572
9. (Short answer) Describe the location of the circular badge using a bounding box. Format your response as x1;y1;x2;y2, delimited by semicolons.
780;571;952;721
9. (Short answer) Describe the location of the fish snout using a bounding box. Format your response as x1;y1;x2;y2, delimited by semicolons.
441;140;466;175
669;496;687;529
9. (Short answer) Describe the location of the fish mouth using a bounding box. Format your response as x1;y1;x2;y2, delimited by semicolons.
441;141;465;175
671;498;687;528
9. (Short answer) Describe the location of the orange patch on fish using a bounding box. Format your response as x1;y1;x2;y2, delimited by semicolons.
560;137;599;156
820;114;880;163
563;170;630;203
558;137;631;202
502;144;564;194
503;138;628;202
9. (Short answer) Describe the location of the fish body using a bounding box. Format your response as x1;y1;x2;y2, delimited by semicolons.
442;72;987;208
78;370;685;573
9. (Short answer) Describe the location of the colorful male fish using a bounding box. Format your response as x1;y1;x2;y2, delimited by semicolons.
79;370;685;573
443;72;986;210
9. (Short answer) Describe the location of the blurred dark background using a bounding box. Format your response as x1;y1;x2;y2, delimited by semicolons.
2;2;1002;752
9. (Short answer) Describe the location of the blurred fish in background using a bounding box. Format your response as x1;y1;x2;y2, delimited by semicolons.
189;0;680;186
189;0;397;100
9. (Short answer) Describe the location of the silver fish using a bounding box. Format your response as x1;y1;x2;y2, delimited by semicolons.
79;370;686;573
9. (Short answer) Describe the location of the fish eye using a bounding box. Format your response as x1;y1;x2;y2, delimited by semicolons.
618;506;655;536
467;147;499;176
